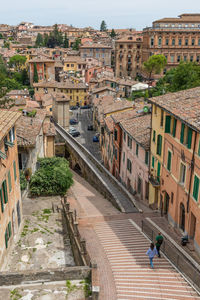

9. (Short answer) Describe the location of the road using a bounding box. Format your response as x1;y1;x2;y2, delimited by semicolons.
70;108;102;161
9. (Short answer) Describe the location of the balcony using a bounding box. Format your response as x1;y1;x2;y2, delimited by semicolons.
149;175;160;187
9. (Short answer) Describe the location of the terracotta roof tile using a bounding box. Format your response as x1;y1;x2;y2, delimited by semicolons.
0;110;21;140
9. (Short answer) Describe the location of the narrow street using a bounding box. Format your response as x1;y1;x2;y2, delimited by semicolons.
68;171;200;300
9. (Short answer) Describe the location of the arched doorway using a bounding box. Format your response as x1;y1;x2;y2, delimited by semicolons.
180;203;185;232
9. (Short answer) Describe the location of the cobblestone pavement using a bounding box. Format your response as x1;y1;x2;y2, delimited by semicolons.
69;171;200;300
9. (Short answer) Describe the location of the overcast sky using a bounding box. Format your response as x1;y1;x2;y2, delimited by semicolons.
2;0;200;29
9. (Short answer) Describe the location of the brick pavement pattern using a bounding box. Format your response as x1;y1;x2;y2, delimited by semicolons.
69;172;200;300
95;218;200;300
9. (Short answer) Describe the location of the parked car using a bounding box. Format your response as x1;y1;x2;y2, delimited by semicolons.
93;134;99;142
70;106;78;110
70;119;78;125
80;105;91;109
87;125;93;131
69;128;80;137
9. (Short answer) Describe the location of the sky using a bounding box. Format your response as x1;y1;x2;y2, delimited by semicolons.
1;0;200;30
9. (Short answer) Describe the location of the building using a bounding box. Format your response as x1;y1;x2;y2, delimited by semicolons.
0;110;22;267
52;93;70;130
29;56;56;85
115;35;142;78
142;14;200;75
63;56;87;78
80;42;112;67
33;80;88;107
148;87;200;256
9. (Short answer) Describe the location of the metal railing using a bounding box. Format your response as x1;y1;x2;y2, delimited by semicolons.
142;219;200;292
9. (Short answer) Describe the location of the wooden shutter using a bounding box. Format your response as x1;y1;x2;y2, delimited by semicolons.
13;161;17;181
0;188;4;213
187;128;193;149
8;171;12;192
173;119;177;137
157;135;162;155
153;130;156;142
180;123;185;144
2;180;8;203
167;151;172;171
157;162;161;182
8;222;12;238
5;231;8;248
165;116;171;133
152;156;155;168
193;175;200;201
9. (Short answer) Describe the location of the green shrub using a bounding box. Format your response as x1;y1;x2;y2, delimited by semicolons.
20;170;27;191
29;157;73;196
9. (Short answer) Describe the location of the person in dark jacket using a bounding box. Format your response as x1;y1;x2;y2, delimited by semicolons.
156;232;163;258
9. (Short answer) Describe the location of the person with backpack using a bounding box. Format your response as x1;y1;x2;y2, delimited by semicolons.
156;232;163;258
146;243;158;269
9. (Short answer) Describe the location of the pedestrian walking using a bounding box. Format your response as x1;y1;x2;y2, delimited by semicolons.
146;242;158;269
156;232;164;258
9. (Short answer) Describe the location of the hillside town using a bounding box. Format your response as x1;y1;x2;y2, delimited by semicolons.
1;13;200;299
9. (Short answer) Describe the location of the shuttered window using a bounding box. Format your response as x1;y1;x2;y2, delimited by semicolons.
165;116;171;133
193;175;200;201
187;128;193;149
180;123;185;144
157;135;162;156
152;156;155;168
13;161;17;181
153;130;156;142
5;230;8;248
8;221;12;238
157;161;161;182
0;188;4;213
8;171;12;192
172;119;177;137
145;151;149;165
136;144;139;156
167;151;172;171
2;180;8;203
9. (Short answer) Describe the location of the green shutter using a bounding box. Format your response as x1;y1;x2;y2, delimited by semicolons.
167;151;172;171
165;116;171;133
5;231;8;248
152;156;155;168
193;175;200;201
198;140;200;156
8;171;12;193
180;123;185;144
8;222;12;238
0;188;4;213
157;135;162;155
13;161;17;181
153;130;156;142
157;161;161;182
187;128;193;149
173;119;177;137
2;180;8;203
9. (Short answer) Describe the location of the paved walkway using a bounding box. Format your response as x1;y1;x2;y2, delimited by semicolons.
68;171;200;300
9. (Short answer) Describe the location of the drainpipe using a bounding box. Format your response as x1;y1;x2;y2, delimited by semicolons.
187;131;197;213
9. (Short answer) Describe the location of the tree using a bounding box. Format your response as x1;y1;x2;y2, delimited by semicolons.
143;54;167;81
100;20;107;32
72;38;81;50
63;33;69;48
110;29;116;38
35;33;43;47
33;62;38;83
9;55;27;72
29;157;73;196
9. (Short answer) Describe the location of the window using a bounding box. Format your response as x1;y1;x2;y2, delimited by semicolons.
153;130;156;142
173;119;177;137
197;56;200;63
171;192;174;204
123;152;125;163
170;55;174;63
187;128;193;149
127;158;132;173
180;163;186;184
172;38;175;46
152;156;155;168
0;188;4;213
198;39;200;46
167;150;172;171
160;110;164;127
157;161;161;182
113;129;117;141
13;161;17;181
136;144;139;156
157;135;162;156
158;37;162;46
177;55;181;62
123;132;126;142
9;127;15;143
165;116;171;133
184;55;187;62
165;38;169;46
4;136;8;152
178;39;182;46
145;151;149;165
127;136;132;149
193;175;200;201
150;38;154;46
115;148;117;160
17;201;21;226
180;123;185;144
192;38;195;46
8;171;12;192
185;39;188;46
190;56;193;62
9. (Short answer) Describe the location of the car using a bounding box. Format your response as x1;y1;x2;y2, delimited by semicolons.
69;129;80;137
69;126;76;132
93;135;99;142
70;119;78;125
80;105;91;109
87;125;93;131
70;106;78;110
